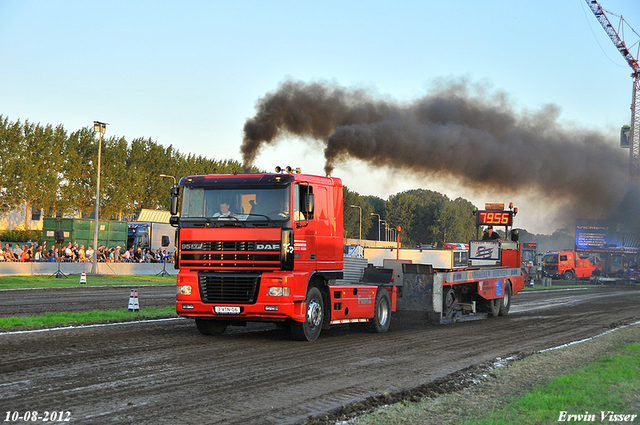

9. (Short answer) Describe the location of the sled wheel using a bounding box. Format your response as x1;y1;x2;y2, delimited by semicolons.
443;287;456;313
291;287;324;341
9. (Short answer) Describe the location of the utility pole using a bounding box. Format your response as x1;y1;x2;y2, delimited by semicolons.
350;205;362;242
370;213;381;241
91;121;107;274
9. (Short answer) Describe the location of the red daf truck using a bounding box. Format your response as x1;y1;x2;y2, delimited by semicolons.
169;170;524;341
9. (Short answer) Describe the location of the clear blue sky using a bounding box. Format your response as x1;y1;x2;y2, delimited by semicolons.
1;0;639;234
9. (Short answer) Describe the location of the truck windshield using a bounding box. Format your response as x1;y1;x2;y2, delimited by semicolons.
542;254;558;264
181;186;291;223
522;250;536;263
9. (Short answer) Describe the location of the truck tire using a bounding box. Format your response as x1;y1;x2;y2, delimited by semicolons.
365;288;392;333
564;270;574;280
291;287;324;341
498;283;512;316
482;298;500;317
195;318;227;336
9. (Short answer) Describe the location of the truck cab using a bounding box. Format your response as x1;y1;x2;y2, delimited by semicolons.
171;171;348;340
542;250;597;280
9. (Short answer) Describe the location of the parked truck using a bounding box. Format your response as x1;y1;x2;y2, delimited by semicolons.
127;222;176;253
169;169;524;341
542;250;598;280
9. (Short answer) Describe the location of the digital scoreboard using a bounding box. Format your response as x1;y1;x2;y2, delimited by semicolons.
475;210;513;227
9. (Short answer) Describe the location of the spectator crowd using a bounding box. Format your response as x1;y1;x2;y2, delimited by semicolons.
0;241;174;264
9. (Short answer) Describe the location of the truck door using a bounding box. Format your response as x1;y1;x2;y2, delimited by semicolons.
293;183;316;264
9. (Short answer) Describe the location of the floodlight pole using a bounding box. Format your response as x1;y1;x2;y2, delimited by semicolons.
91;121;107;274
370;213;381;241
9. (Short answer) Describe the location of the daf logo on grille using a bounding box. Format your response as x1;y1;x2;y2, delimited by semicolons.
256;243;280;250
181;242;203;250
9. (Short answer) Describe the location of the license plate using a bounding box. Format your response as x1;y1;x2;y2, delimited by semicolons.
214;306;240;314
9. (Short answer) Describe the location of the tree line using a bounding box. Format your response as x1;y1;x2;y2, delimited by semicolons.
1;115;518;247
0;115;244;225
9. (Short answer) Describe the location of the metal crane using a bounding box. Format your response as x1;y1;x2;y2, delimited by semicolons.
586;0;640;184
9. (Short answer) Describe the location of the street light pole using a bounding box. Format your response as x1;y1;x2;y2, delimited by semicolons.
91;121;107;275
350;205;362;242
380;220;387;241
159;174;177;186
370;213;380;241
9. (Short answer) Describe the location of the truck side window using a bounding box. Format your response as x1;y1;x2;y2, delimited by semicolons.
295;183;313;220
560;255;567;261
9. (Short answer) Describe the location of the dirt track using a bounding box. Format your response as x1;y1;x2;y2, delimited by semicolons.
1;285;639;424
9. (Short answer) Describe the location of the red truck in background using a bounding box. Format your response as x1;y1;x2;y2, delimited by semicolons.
542;250;598;280
168;169;524;341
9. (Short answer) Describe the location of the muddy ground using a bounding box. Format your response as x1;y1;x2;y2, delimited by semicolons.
1;285;639;424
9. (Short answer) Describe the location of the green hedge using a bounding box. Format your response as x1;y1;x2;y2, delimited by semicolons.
0;228;43;244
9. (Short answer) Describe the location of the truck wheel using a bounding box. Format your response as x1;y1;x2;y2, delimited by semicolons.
195;318;227;336
291;287;324;341
498;284;512;316
564;270;574;280
366;288;392;333
483;298;500;317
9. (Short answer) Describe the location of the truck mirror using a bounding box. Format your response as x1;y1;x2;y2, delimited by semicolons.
170;186;179;216
161;235;170;247
510;229;519;242
304;193;314;214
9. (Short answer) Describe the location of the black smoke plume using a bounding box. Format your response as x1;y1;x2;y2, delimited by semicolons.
242;78;630;226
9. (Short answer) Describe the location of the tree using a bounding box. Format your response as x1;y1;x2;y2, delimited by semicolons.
63;127;99;217
343;186;373;240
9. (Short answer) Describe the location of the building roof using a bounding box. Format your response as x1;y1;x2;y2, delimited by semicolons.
135;209;171;223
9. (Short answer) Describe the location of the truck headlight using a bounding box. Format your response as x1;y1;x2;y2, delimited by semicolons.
268;287;290;297
179;285;192;295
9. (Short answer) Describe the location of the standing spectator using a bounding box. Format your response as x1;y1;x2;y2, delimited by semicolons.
115;246;122;262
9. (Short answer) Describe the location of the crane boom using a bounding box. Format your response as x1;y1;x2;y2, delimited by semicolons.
586;0;640;183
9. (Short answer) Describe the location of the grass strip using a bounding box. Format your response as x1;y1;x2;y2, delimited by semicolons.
458;343;640;425
347;325;640;425
0;274;175;289
0;306;177;330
